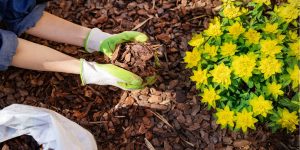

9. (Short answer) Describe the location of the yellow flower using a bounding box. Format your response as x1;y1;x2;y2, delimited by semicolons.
288;65;300;89
259;57;282;79
184;48;201;68
235;108;258;132
277;108;299;132
276;34;286;43
266;82;284;99
263;23;278;33
275;4;299;22
221;42;237;57
204;43;218;57
252;0;271;5
231;53;256;82
288;0;300;8
190;69;208;86
216;106;235;128
210;63;232;88
288;30;298;41
288;41;300;60
244;28;261;44
260;39;282;57
249;96;273;117
188;33;205;47
228;22;245;39
221;0;235;5
223;5;242;19
204;17;223;37
201;87;221;108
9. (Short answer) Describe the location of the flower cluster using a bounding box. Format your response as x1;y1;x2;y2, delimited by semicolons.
184;0;299;133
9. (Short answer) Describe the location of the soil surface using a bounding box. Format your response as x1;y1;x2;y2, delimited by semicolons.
1;0;299;150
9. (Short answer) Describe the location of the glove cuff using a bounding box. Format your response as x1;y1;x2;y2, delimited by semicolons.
84;28;112;53
80;59;100;85
80;59;120;86
80;59;86;85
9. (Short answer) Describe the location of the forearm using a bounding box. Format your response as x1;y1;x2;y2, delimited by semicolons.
12;38;80;74
26;12;91;47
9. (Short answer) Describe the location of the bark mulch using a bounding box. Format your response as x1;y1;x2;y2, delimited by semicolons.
1;0;299;150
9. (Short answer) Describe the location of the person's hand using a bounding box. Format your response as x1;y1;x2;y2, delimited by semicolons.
84;28;148;58
80;59;143;90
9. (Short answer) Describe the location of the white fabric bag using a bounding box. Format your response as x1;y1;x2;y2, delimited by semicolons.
0;104;97;150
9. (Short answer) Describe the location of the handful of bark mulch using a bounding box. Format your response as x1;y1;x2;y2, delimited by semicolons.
109;43;159;86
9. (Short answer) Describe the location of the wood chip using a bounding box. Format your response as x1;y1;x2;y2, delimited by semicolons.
145;138;156;150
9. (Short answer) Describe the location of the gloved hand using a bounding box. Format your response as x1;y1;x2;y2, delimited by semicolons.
80;59;143;90
84;28;148;58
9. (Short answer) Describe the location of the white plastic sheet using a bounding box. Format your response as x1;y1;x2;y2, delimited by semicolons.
0;104;97;150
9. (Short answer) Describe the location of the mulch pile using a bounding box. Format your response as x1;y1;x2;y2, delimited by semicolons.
110;43;158;79
1;0;299;150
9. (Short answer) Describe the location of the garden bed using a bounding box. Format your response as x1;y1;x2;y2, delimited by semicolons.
0;0;299;149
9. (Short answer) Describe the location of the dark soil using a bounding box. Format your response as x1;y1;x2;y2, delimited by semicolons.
1;0;299;150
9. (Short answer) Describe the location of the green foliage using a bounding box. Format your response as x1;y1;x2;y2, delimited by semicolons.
184;0;299;133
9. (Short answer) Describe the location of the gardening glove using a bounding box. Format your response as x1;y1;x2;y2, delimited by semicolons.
84;28;148;58
80;59;143;90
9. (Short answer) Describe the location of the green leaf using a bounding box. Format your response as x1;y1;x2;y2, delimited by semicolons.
270;124;281;133
291;93;300;102
279;74;291;87
236;104;245;112
282;23;289;31
257;10;263;20
258;115;264;122
278;98;299;112
238;37;245;44
276;54;284;59
247;80;254;88
215;37;222;45
240;93;249;99
207;105;212;110
253;69;261;75
247;2;257;7
254;83;261;90
235;1;243;5
226;101;233;108
220;102;225;108
291;20;298;27
223;18;229;25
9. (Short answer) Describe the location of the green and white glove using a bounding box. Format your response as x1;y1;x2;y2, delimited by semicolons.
84;28;148;58
80;59;143;90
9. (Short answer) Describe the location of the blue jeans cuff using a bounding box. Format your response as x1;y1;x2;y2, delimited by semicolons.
0;29;18;70
13;3;47;36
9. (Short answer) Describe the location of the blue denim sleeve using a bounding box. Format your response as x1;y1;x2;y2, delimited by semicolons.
0;29;18;70
0;0;46;36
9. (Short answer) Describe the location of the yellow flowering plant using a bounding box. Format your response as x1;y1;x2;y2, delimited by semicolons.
184;0;299;133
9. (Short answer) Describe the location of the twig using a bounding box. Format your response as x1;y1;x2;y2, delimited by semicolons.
86;85;105;100
152;0;156;9
150;110;174;129
132;16;154;31
88;121;104;124
180;137;195;147
188;15;207;21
